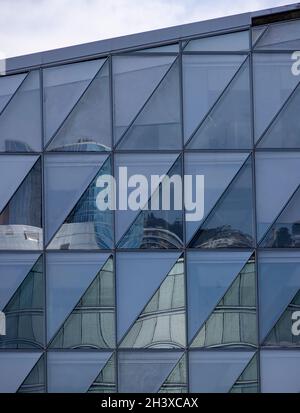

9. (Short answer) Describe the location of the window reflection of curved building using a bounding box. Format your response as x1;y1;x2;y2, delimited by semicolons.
50;257;115;349
193;226;253;248
120;258;185;348
192;258;257;348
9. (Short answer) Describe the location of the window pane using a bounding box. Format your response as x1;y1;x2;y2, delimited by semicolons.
183;54;246;141
118;351;183;393
116;252;180;342
113;55;176;143
0;159;42;250
47;156;113;250
187;59;251;149
253;53;299;141
189;156;254;249
120;256;185;348
255;20;300;50
0;71;41;152
43;59;105;145
117;59;181;150
261;350;300;393
47;351;112;393
189;350;255;393
47;59;111;152
255;152;300;241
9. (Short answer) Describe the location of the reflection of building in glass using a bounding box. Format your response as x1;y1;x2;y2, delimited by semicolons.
0;258;43;349
50;257;115;349
193;226;253;248
0;160;42;250
49;160;113;249
121;258;185;348
192;257;257;348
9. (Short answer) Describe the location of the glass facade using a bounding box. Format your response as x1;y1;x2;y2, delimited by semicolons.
1;10;300;393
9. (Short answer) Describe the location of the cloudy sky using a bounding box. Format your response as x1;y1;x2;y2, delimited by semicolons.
0;0;294;57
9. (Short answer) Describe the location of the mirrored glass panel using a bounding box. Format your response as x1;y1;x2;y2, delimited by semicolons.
0;159;42;250
185;30;249;51
254;20;300;50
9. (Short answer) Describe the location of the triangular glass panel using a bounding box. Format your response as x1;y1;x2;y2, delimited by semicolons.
47;60;111;152
44;154;108;244
253;53;300;141
0;155;38;213
189;350;255;393
0;253;40;309
118;155;183;249
115;153;178;242
117;59;181;150
116;251;180;342
0;72;26;113
47;156;113;249
118;350;183;393
113;55;176;143
0;256;44;349
189;156;254;248
120;256;185;348
50;256;115;349
230;354;259;393
17;354;45;393
260;184;300;248
47;351;112;393
252;26;268;46
88;353;116;393
183;54;247;141
254;20;300;50
0;71;41;152
0;158;42;250
191;255;257;348
258;251;300;343
258;82;300;148
0;352;42;393
187;251;252;342
43;58;105;145
159;353;187;393
185;152;248;242
255;152;300;241
46;252;110;342
188;59;251;149
185;30;249;51
263;289;300;347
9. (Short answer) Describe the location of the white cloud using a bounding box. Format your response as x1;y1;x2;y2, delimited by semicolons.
0;0;293;57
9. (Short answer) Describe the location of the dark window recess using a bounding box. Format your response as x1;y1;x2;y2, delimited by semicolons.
252;9;300;26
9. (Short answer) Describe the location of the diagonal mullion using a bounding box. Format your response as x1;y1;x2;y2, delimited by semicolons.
44;58;108;151
0;72;29;118
87;352;115;392
189;252;255;346
259;182;300;245
255;78;300;147
188;153;251;247
16;353;44;393
184;55;249;148
114;56;179;149
118;254;183;346
116;153;182;247
47;254;113;347
45;154;110;248
261;288;300;344
252;25;269;49
228;352;258;392
0;156;41;216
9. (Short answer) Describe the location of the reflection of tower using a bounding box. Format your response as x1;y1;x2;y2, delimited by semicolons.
65;160;112;249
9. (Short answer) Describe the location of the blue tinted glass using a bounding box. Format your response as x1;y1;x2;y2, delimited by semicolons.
118;351;183;393
189;156;254;249
185;31;249;51
47;351;112;393
189;350;255;393
116;252;180;342
187;251;252;341
261;350;300;393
